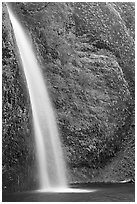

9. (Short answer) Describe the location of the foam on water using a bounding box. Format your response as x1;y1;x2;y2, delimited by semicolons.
36;188;97;193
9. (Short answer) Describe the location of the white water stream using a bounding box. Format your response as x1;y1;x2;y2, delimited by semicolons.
7;6;67;191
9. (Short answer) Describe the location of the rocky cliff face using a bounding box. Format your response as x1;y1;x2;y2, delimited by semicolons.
2;2;135;191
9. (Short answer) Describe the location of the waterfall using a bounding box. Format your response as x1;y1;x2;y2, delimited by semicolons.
7;6;67;191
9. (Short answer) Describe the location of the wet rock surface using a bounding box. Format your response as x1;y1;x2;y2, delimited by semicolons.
2;2;135;191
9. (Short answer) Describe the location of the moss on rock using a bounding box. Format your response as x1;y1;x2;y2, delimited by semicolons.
2;2;135;191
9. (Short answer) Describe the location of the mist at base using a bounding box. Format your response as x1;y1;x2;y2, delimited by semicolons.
35;188;98;193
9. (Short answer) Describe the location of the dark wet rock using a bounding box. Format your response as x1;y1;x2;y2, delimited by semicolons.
119;179;135;183
2;3;37;192
2;2;135;191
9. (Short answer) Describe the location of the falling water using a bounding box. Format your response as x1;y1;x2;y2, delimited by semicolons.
7;6;67;191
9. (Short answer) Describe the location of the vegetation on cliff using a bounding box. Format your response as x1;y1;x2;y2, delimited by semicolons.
2;2;135;191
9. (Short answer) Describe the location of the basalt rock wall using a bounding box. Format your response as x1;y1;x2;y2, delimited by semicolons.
2;2;135;191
